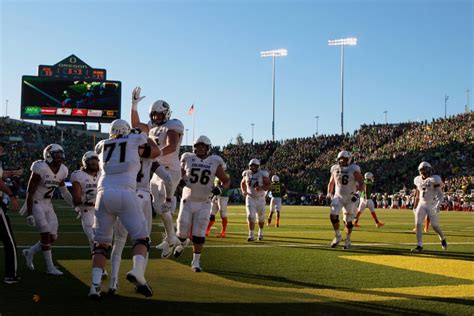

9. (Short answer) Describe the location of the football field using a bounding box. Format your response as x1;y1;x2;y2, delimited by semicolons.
1;202;473;315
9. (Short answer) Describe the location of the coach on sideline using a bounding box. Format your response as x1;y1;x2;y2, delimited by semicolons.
0;141;20;284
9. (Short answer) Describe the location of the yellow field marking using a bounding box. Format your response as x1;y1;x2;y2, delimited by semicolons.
341;255;474;281
60;259;473;303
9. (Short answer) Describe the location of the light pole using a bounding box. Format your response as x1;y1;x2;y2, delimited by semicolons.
185;128;189;147
444;94;449;118
315;116;319;135
383;111;388;124
251;123;255;143
467;89;471;112
328;37;357;134
260;48;288;142
5;99;8;117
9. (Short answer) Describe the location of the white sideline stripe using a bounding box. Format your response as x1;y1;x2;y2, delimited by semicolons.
4;241;474;249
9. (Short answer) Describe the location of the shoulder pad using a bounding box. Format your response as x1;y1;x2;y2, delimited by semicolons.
165;119;184;133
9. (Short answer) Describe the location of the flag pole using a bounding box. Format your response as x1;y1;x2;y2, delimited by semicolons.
192;107;195;144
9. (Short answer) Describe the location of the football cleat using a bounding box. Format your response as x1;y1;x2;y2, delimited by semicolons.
173;244;185;258
4;277;20;284
101;269;108;280
376;222;385;228
330;235;342;248
126;270;153;297
258;235;264;241
88;284;102;300
22;249;35;271
441;239;447;251
108;278;118;295
47;267;63;276
411;246;423;253
191;263;202;272
247;236;255;242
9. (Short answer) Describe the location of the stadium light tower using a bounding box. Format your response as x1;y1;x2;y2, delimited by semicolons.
315;116;319;135
328;37;357;134
251;123;255;144
383;110;388;124
260;48;288;142
444;94;449;118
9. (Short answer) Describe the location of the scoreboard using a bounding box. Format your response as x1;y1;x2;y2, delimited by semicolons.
38;55;107;80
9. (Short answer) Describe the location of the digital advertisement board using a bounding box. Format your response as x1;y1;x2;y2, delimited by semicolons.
21;76;121;123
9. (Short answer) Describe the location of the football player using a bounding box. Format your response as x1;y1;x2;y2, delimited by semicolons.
353;172;384;228
130;87;183;258
172;136;229;272
411;162;447;253
21;144;73;275
71;151;100;251
327;150;364;250
267;175;287;227
206;163;230;238
108;130;173;294
241;159;271;241
88;119;160;299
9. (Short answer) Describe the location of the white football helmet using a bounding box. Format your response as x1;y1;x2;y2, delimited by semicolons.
364;172;374;181
43;144;65;164
82;151;99;169
109;119;130;137
149;100;171;125
337;150;351;160
248;158;260;166
272;175;280;182
193;135;212;154
418;161;432;171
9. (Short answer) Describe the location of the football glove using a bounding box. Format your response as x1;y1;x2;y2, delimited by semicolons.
26;215;36;227
74;207;82;220
351;192;360;202
161;201;172;213
131;87;145;111
211;186;223;196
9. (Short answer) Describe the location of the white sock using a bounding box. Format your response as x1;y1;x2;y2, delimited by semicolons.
416;224;423;246
132;255;146;275
43;250;55;270
249;230;254;237
192;253;201;266
92;267;103;285
30;241;42;255
258;228;262;236
335;230;341;237
111;255;122;281
161;212;176;242
144;252;149;271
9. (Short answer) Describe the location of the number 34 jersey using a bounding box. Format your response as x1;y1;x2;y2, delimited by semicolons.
330;163;361;197
30;160;69;202
181;153;225;202
95;134;147;191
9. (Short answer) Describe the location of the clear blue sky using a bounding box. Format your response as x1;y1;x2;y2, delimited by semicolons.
1;0;472;146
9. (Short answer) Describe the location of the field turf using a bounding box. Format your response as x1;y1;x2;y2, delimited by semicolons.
1;201;473;315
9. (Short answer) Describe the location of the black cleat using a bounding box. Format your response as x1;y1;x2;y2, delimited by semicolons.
441;239;447;250
411;246;423;253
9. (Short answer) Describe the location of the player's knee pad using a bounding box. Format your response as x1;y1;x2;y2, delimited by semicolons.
132;237;150;252
330;214;340;224
192;236;205;245
346;221;353;229
92;243;111;259
209;215;216;221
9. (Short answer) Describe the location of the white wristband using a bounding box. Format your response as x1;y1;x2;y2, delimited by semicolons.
132;102;138;111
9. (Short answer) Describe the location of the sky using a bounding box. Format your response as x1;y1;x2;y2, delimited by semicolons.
1;0;472;146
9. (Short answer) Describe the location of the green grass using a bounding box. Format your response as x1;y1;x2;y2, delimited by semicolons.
1;201;473;315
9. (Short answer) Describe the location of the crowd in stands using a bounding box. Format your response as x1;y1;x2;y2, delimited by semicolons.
1;113;472;209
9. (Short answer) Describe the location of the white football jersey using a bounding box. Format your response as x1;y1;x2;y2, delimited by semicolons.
136;157;153;192
70;169;100;206
414;175;443;206
30;160;68;201
95;133;147;191
330;163;361;197
181;153;225;202
148;119;184;170
242;169;270;199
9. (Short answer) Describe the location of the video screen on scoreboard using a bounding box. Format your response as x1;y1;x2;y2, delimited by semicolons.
21;76;121;123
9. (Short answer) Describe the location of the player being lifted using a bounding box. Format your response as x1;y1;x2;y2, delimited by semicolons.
241;159;271;241
411;161;447;253
108;129;173;294
88;119;160;299
131;87;183;258
71;151;101;251
173;136;230;272
353;172;384;228
327;150;364;250
267;175;287;227
206;163;230;238
21;144;73;275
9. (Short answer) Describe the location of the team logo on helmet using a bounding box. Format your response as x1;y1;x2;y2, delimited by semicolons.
193;135;212;155
43;144;65;164
82;151;99;169
149;100;171;125
109;119;131;137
